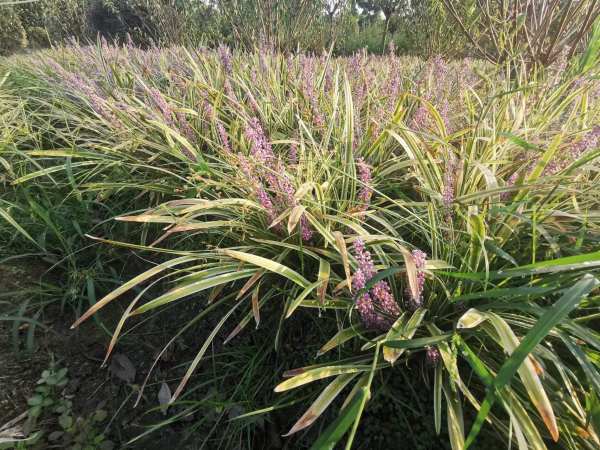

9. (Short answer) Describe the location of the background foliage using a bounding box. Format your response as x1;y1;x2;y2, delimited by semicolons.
1;0;473;56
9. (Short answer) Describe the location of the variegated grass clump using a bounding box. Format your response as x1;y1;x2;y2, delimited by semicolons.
1;42;600;449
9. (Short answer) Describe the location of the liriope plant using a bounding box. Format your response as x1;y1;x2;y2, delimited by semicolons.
2;43;600;449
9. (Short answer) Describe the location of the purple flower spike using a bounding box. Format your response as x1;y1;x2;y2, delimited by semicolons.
242;118;312;241
372;281;400;317
426;346;441;366
356;292;380;329
217;123;232;154
176;111;196;143
257;185;277;224
300;215;313;241
442;154;458;213
352;239;400;329
543;125;600;176
201;91;214;121
353;239;376;282
356;157;373;214
218;45;233;74
245;118;275;165
149;88;174;126
411;103;429;131
289;143;298;165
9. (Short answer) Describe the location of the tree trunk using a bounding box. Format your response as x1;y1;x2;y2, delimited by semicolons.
381;15;390;53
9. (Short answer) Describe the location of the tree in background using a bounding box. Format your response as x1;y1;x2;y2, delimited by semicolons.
3;0;596;60
404;0;470;57
323;0;349;49
0;5;28;56
357;0;405;51
11;0;87;49
442;0;600;67
215;0;325;51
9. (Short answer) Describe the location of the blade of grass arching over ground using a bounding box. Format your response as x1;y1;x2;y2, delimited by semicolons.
465;274;600;448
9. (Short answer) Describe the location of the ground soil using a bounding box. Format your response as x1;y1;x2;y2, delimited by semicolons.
0;262;165;448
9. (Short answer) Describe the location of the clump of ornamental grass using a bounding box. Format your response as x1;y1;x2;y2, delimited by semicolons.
1;43;600;450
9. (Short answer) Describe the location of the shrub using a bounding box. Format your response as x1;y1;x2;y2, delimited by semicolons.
88;0;189;46
36;0;89;44
0;6;28;56
443;0;600;67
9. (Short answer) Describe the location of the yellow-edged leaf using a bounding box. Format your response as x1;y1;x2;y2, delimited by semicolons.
333;231;352;293
283;373;358;436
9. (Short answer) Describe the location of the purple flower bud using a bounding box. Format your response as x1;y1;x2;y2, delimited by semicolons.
218;45;233;74
442;154;458;213
289;143;298;165
217;123;232;154
149;88;173;126
356;158;373;214
426;346;441;366
257;185;277;223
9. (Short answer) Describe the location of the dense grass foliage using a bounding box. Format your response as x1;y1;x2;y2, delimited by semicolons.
1;43;600;449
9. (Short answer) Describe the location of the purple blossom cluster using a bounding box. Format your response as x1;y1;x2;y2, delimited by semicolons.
243;118;312;241
356;158;373;215
406;249;427;310
148;88;197;161
544;126;600;175
411;56;453;133
246;118;276;166
351;239;400;330
176;111;195;142
571;126;600;159
289;142;298;165
256;185;278;224
246;90;261;114
46;59;122;129
426;346;441;366
410;100;430;131
217;122;232;155
442;153;458;213
218;45;233;75
224;78;236;100
149;88;174;126
300;55;325;128
200;91;215;121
